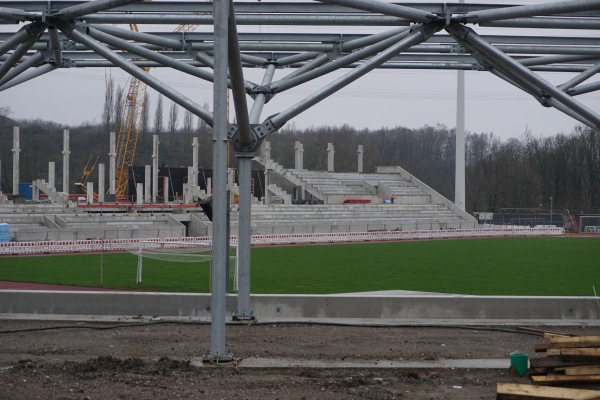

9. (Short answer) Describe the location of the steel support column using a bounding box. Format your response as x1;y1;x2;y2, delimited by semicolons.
204;0;232;363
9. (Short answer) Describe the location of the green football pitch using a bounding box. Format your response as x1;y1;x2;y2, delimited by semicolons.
0;237;597;296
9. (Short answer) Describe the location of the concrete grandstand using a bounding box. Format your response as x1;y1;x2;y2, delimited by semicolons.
0;144;476;241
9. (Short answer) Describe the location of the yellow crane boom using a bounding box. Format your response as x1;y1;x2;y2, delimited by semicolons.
113;22;200;197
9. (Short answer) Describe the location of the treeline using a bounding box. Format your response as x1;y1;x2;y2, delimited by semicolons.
1;110;599;213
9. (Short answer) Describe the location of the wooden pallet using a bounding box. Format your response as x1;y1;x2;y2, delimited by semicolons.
532;335;600;383
497;333;600;399
497;383;600;399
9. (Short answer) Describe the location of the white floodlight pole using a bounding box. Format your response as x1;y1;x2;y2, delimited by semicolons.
455;0;466;212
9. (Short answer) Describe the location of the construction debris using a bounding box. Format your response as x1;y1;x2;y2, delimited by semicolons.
498;333;600;399
497;383;600;399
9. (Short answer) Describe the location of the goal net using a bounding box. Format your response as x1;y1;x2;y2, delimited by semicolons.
127;240;238;292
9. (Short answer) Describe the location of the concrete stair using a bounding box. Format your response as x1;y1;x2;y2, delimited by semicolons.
34;179;66;204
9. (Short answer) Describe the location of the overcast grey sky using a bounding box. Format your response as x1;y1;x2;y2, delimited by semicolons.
1;0;598;140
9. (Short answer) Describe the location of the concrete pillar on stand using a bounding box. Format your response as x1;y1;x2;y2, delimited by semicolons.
109;132;116;195
144;165;151;203
192;137;199;193
31;181;39;201
327;143;335;172
163;176;168;204
264;141;271;205
294;141;304;170
12;126;20;194
357;145;364;173
136;183;143;205
48;161;56;190
86;182;93;204
62;129;70;194
98;163;105;203
152;135;159;203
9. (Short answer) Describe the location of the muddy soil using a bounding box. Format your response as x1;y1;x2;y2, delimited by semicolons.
1;320;598;400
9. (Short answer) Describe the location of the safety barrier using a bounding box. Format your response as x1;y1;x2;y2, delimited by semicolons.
0;226;564;256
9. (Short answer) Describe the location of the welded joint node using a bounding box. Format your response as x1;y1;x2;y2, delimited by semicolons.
253;118;278;139
445;22;470;39
228;124;260;153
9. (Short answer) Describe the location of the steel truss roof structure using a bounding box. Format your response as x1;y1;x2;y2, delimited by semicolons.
1;0;600;360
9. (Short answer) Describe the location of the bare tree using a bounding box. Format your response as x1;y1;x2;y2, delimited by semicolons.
182;109;194;161
0;106;13;118
102;77;114;133
113;85;125;133
167;101;179;152
153;95;164;135
140;92;150;137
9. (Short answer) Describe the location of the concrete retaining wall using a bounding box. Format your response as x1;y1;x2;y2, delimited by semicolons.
1;291;598;320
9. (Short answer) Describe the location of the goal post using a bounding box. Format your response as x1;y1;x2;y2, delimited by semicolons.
128;240;237;292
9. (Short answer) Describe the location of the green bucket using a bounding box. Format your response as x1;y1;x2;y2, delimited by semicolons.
510;353;529;376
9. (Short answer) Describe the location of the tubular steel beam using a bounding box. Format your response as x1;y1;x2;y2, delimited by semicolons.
249;64;277;124
0;51;44;87
90;24;184;49
86;25;215;82
269;22;442;130
0;63;56;91
82;14;408;26
558;61;600;90
480;17;600;30
313;0;436;23
447;23;600;129
55;22;214;126
228;0;252;149
47;26;63;67
278;53;330;83
0;22;46;58
52;0;144;20
566;81;600;96
464;0;600;23
271;29;412;93
0;32;40;81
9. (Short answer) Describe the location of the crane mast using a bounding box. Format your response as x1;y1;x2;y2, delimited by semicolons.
113;23;199;198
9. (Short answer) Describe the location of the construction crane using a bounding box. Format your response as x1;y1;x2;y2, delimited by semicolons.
113;23;200;197
75;154;99;194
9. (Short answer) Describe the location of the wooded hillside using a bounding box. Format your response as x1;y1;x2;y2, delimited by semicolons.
1;113;598;214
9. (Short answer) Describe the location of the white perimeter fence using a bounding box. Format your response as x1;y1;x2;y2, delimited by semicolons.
0;227;564;256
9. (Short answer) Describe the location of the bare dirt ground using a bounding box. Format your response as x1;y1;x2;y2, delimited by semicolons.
2;319;599;400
